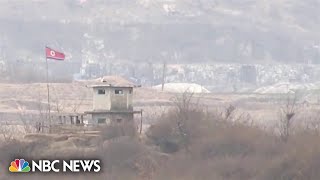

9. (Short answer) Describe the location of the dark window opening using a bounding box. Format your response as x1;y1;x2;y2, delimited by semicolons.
98;118;106;124
98;89;105;94
115;89;123;95
116;119;122;123
76;117;81;124
129;89;132;94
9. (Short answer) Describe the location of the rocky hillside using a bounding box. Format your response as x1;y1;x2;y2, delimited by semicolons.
0;0;320;64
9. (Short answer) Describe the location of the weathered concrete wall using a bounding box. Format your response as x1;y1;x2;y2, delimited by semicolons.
91;113;134;124
92;86;133;111
110;88;133;111
93;88;111;111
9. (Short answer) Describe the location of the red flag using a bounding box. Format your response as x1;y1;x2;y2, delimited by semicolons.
45;47;65;60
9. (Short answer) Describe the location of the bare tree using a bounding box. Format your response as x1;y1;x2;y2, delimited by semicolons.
51;87;66;114
65;90;88;114
13;86;45;134
170;91;202;152
0;122;15;142
278;93;300;142
224;104;236;121
15;102;34;134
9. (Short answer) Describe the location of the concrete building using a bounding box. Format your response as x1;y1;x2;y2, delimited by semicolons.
85;84;141;125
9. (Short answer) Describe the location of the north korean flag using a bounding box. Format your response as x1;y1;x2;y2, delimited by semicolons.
45;47;65;60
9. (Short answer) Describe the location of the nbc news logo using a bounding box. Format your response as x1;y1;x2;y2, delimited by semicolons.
9;159;101;173
9;159;31;173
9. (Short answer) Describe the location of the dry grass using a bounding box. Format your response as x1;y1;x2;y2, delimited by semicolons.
2;96;320;179
147;109;320;180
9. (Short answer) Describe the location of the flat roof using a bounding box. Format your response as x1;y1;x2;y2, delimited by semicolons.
88;84;135;88
85;110;142;114
54;112;86;116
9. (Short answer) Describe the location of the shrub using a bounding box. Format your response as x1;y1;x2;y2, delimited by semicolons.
100;122;137;140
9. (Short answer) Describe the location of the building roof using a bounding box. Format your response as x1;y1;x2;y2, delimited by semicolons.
86;75;142;88
88;84;135;88
85;110;142;114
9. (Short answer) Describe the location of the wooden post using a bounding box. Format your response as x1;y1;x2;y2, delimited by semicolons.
59;116;62;124
76;116;80;124
161;62;166;91
140;109;143;135
70;116;73;124
81;115;84;124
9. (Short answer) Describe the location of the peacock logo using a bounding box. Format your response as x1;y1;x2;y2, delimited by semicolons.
9;159;31;173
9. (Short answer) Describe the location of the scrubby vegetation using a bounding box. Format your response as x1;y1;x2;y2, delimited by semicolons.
1;94;320;180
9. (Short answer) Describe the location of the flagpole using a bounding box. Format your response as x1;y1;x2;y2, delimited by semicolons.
45;48;51;133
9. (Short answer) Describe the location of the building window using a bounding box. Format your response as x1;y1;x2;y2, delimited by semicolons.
115;89;123;95
116;119;122;123
98;89;105;95
129;89;132;94
98;118;106;124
